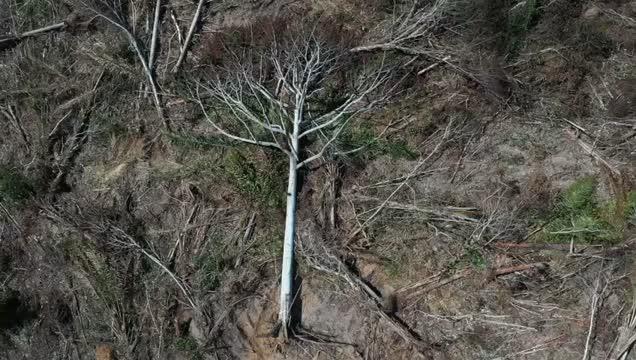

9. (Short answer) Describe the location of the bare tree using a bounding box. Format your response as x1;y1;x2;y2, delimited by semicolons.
172;0;206;73
82;0;169;129
196;28;392;336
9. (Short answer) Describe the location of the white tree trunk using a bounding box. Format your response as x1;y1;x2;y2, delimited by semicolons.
172;0;205;73
279;153;297;333
279;95;303;335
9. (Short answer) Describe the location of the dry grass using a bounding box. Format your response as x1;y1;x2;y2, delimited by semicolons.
1;0;635;359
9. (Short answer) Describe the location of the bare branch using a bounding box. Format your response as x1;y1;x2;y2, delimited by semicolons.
109;226;198;311
148;0;161;70
1;21;65;40
173;0;206;73
348;120;454;241
352;0;448;53
89;7;169;129
297;117;352;169
196;87;284;151
196;24;392;333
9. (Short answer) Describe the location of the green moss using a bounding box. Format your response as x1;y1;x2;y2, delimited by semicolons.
465;247;487;269
539;177;635;244
0;168;34;204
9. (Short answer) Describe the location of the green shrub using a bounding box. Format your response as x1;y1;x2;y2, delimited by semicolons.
465;247;487;269
561;177;596;211
0;168;34;203
446;245;487;270
383;140;418;160
540;177;635;244
175;336;198;351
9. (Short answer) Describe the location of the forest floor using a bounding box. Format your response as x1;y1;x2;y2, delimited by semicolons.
1;0;635;359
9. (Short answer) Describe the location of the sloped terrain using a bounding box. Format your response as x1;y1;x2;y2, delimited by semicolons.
1;0;635;359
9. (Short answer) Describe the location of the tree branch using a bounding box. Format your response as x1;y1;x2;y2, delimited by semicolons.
148;0;161;70
92;11;169;129
196;91;284;151
173;0;206;73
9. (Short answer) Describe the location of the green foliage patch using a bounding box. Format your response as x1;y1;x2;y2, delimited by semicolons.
339;125;418;162
224;150;285;209
540;177;636;244
174;336;203;359
445;244;488;271
0;168;33;204
15;0;59;28
195;249;225;292
505;0;541;58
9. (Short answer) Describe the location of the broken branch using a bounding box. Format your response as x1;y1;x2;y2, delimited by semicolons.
485;262;548;283
173;0;206;73
0;22;65;49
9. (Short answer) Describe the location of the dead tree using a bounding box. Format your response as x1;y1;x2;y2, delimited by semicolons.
172;0;206;73
351;0;449;56
197;29;391;337
82;0;169;129
351;0;493;96
0;22;66;51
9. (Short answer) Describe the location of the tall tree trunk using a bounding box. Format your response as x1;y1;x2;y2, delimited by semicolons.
279;94;303;337
279;153;297;336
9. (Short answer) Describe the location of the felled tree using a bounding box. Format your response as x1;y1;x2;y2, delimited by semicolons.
81;0;167;128
196;24;391;336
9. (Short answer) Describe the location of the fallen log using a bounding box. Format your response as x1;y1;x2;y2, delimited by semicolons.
0;23;66;51
0;12;97;51
485;262;548;284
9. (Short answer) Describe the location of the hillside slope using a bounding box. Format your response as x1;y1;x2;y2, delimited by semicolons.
1;0;635;359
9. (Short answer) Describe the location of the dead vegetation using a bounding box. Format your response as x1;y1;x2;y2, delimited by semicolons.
0;0;635;359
